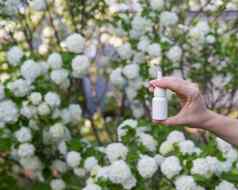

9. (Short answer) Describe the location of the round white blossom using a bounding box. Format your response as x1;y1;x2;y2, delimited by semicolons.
206;35;216;44
122;64;139;80
161;156;182;179
149;0;164;10
137;133;157;152
72;55;90;78
110;67;125;87
50;179;66;190
50;69;69;85
137;155;158;178
18;143;35;157
82;184;101;190
175;175;198;190
137;37;151;52
20;156;42;171
30;0;47;11
84;157;98;172
166;45;182;62
29;92;42;105
147;43;161;57
215;180;237;190
0;85;5;100
51;160;68;174
74;167;86;177
166;131;185;144
105;143;128;163
15;127;32;143
20;104;37;119
47;52;63;70
160;11;178;26
178;140;198;155
7;46;23;66
7;79;31;97
64;33;85;53
49;123;66;141
117;43;133;59
21;60;42;83
44;92;61;108
130;16;152;39
37;102;51;116
0;100;18;124
159;140;174;155
66;151;81;168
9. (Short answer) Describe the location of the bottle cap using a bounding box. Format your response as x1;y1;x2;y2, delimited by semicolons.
154;87;166;97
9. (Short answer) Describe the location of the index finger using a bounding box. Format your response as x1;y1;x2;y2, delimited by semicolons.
149;77;193;97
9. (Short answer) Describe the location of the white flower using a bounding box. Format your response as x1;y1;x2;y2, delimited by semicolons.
166;45;182;62
61;104;82;124
0;85;5;100
15;127;32;143
49;123;66;141
7;46;23;66
84;157;98;172
137;37;151;52
108;160;136;188
0;100;18;124
215;180;237;190
64;33;85;53
74;167;86;177
30;0;47;11
130;16;152;39
29;92;42;105
71;55;90;78
66;151;81;168
149;0;164;10
117;119;137;141
189;21;210;43
175;175;198;190
20;156;42;171
21;60;42;83
50;179;66;190
50;69;69;85
154;154;165;166
7;79;31;97
105;143;128;163
159;140;174;155
58;141;68;155
160;11;178;26
137;155;158;178
18;143;35;157
110;68;125;88
178;140;198;155
44;92;61;108
166;131;185;144
137;133;157;152
117;43;133;59
122;64;139;80
37;102;51;116
82;184;101;190
161;156;182;179
147;43;161;57
123;175;137;190
47;52;63;70
51;160;68;174
206;35;216;44
20;104;37;119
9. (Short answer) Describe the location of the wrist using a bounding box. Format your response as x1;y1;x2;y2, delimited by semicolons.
192;110;218;130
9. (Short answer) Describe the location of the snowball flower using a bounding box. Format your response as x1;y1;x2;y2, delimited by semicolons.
30;0;47;11
50;69;69;85
215;180;237;190
66;151;81;168
29;92;42;105
0;85;5;100
137;37;150;52
50;179;66;190
20;156;42;171
47;52;63;70
110;67;125;87
84;157;98;172
147;43;161;57
7;79;31;97
37;102;51;116
178;140;198;155
138;133;157;152
122;64;139;80
206;35;216;44
61;104;82;124
117;43;133;59
18;143;35;157
105;143;128;163
0;100;18;124
137;155;158;178
166;45;182;62
159;140;174;155
160;11;178;26
82;184;101;190
117;119;138;141
20;104;37;119
166;130;185;144
49;123;66;140
72;55;90;78
161;156;182;179
64;33;85;53
51;160;68;174
21;60;42;82
7;46;23;66
15;127;32;143
149;0;164;10
44;92;61;108
175;175;198;190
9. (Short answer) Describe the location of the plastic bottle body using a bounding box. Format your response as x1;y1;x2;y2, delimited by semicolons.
152;96;168;121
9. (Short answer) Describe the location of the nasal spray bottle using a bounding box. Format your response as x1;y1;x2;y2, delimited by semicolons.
152;67;168;121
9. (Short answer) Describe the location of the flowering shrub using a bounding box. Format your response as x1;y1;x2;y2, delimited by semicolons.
0;0;238;189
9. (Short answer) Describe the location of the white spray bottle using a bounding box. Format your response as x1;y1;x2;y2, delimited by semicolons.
152;68;168;121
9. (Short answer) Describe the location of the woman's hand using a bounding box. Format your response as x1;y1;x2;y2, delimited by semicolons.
149;77;213;128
